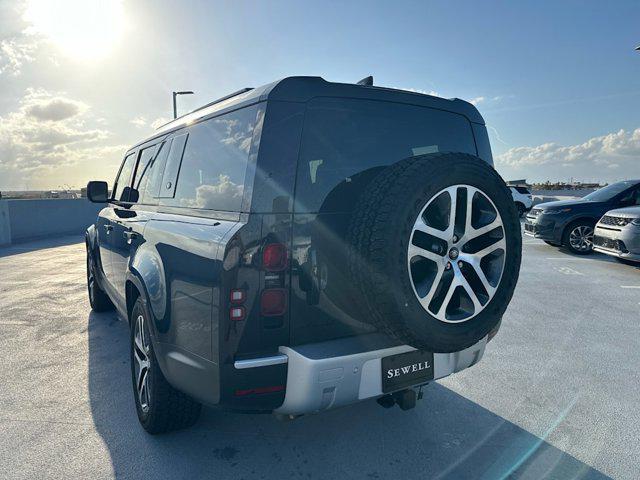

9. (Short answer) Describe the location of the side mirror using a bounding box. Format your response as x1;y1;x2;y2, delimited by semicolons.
87;181;109;203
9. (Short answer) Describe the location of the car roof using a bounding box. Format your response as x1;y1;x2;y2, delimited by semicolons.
130;76;485;151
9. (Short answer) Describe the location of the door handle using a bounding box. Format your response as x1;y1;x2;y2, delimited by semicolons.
123;230;139;243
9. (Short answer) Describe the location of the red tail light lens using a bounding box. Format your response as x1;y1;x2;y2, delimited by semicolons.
260;288;287;316
262;243;287;271
230;289;246;304
234;385;285;396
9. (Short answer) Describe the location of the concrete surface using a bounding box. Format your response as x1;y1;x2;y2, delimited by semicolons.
1;230;639;479
0;199;102;245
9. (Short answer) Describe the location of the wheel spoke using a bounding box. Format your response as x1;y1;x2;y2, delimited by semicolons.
435;278;458;318
408;243;444;263
459;274;483;312
472;237;506;259
418;264;446;309
413;216;449;241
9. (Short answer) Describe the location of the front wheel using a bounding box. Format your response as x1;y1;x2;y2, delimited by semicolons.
563;222;594;255
516;202;526;217
130;297;201;434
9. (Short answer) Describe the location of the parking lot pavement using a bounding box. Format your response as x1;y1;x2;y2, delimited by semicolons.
0;232;639;480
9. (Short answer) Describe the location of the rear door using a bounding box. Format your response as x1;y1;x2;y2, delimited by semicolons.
291;98;478;345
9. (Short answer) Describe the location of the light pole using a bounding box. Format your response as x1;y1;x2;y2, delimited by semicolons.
172;90;194;119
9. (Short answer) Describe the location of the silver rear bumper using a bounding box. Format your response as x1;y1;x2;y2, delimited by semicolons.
274;334;487;415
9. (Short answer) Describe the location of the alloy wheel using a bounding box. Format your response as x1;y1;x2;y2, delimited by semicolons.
133;314;152;413
87;255;96;305
569;225;593;252
407;185;506;323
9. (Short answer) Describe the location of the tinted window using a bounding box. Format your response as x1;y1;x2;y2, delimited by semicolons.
163;105;257;211
112;152;137;202
296;98;476;213
618;186;640;206
131;144;159;204
139;140;172;204
158;134;188;199
515;186;530;194
584;181;639;202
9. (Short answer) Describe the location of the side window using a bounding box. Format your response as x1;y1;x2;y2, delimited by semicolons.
112;152;137;202
130;144;159;204
619;187;640;206
139;140;172;204
162;105;257;211
158;134;188;198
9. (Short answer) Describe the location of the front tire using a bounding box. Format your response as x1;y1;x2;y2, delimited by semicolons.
562;221;594;255
515;202;526;217
130;297;201;434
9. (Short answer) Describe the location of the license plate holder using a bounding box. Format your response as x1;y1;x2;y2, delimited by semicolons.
381;350;434;393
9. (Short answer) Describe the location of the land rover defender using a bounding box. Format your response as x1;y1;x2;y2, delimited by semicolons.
85;76;521;433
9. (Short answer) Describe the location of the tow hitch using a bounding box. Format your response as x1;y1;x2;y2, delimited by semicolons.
377;386;424;411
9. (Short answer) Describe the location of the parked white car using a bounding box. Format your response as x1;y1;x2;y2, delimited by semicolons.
593;206;640;263
509;186;533;217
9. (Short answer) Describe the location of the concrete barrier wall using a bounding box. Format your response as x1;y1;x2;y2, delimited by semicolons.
0;199;103;246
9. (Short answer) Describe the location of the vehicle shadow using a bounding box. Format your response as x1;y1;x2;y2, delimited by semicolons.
0;235;83;258
87;312;611;480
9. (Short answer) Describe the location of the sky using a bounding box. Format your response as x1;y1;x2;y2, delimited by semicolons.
0;0;639;191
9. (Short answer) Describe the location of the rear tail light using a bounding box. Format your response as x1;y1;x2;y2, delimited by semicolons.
260;288;287;316
230;289;246;304
262;243;287;271
230;306;246;321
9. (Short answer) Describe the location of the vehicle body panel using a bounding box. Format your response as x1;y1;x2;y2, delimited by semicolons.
593;206;640;262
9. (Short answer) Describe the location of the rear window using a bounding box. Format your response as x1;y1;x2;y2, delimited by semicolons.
514;186;530;194
295;98;476;213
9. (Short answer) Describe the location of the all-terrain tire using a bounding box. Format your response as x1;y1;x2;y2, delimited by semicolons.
130;297;201;434
348;153;521;353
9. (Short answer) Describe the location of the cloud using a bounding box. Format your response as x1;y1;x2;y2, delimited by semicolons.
470;96;485;105
25;96;87;121
495;127;640;182
151;117;171;129
0;1;40;76
0;88;124;189
130;116;147;128
397;87;440;97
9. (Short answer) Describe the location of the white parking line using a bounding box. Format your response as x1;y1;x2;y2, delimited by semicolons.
620;286;640;289
545;257;589;261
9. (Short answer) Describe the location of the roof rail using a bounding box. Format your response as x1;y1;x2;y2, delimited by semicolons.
156;87;254;130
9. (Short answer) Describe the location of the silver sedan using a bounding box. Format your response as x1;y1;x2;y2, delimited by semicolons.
593;206;640;262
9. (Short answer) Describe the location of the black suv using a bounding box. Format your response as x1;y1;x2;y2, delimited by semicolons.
524;180;640;254
85;76;521;433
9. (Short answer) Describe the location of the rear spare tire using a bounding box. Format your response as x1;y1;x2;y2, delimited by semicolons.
348;153;521;353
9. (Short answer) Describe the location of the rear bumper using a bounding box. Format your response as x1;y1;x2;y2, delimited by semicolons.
274;334;487;416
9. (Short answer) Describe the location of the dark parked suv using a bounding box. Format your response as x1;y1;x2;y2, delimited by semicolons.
524;180;640;254
85;76;521;433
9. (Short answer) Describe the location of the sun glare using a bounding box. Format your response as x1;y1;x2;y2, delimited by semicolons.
24;0;126;61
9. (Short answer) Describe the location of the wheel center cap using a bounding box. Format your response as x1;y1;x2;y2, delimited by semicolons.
448;247;459;260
